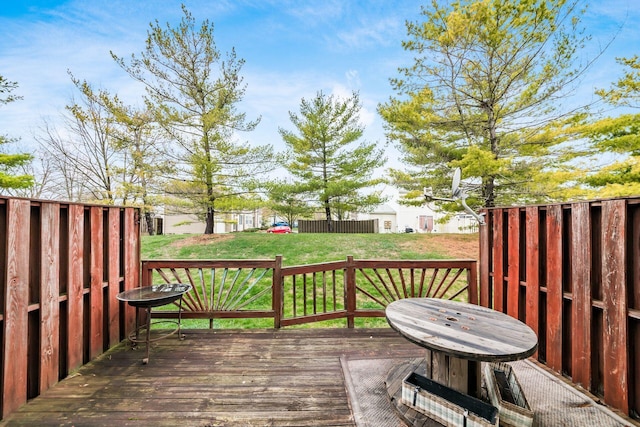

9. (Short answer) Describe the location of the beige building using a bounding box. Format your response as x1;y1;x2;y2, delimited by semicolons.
162;210;263;234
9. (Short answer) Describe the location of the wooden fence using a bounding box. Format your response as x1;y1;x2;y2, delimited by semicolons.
298;219;379;233
0;196;140;418
479;198;640;418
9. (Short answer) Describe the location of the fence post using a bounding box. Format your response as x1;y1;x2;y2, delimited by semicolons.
89;207;104;360
468;261;478;305
346;256;356;328
479;209;491;307
140;260;150;287
273;255;283;329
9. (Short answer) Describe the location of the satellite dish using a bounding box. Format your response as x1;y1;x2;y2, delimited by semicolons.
423;166;485;225
452;168;462;198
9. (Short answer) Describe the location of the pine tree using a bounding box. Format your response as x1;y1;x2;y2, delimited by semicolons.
0;75;33;192
379;0;598;208
112;6;274;233
279;91;386;231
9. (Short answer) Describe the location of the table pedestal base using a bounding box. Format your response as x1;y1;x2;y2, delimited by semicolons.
425;350;481;397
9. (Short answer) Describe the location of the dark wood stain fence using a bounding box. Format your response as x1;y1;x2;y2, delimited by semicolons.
298;219;379;233
0;196;140;419
479;198;640;418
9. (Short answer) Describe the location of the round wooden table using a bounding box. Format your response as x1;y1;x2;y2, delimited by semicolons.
385;298;538;397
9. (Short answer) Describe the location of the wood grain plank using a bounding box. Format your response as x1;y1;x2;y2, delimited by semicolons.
601;200;629;413
39;203;60;393
123;209;139;334
632;205;640;416
546;204;563;372
525;206;540;359
479;209;491;307
492;209;504;311
507;208;520;318
2;198;30;418
89;207;103;359
66;204;84;373
571;202;591;389
107;208;121;346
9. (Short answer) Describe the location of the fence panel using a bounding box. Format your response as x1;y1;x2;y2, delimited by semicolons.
2;199;30;417
0;196;139;419
480;198;640;418
298;219;379;233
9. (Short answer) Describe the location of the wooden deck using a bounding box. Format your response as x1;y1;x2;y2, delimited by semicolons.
1;328;425;426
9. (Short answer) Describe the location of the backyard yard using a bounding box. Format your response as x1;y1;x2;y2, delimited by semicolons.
141;232;480;263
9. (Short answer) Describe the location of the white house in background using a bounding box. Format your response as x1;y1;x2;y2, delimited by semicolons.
162;209;263;234
359;188;479;234
361;203;398;233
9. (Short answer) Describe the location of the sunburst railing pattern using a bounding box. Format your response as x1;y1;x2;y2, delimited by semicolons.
141;259;280;326
142;257;477;328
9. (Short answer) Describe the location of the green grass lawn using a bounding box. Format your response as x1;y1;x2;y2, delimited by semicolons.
142;231;478;265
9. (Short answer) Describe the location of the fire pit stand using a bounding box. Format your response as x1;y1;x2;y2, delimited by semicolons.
117;283;192;364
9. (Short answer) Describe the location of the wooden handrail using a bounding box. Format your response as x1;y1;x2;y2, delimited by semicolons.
141;257;478;329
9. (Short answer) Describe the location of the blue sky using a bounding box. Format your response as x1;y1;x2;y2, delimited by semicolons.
0;0;639;168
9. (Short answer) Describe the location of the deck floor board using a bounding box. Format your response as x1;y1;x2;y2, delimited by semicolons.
1;328;424;426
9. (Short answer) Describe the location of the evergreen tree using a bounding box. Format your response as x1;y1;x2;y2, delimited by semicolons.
579;56;640;196
0;75;33;192
280;91;386;231
379;0;599;208
112;6;274;234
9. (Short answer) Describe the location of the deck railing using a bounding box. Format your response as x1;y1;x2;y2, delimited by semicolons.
141;257;478;328
480;197;640;419
0;196;140;419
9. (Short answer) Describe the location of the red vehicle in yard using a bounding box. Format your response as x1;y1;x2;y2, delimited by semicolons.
266;224;292;234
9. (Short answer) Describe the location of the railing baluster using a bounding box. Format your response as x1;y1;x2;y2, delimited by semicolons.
357;269;393;304
425;268;439;297
184;268;205;311
385;268;403;300
229;268;269;310
312;272;317;315
432;268;452;298
214;268;216;310
292;275;297;317
435;268;465;299
418;268;427;297
216;268;229;310
303;274;308;316
322;271;327;313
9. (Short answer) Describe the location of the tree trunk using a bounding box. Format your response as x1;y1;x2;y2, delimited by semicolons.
144;211;155;235
324;201;333;233
483;176;495;208
205;207;215;234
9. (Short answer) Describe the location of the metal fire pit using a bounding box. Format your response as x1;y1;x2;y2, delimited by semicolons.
117;283;192;364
